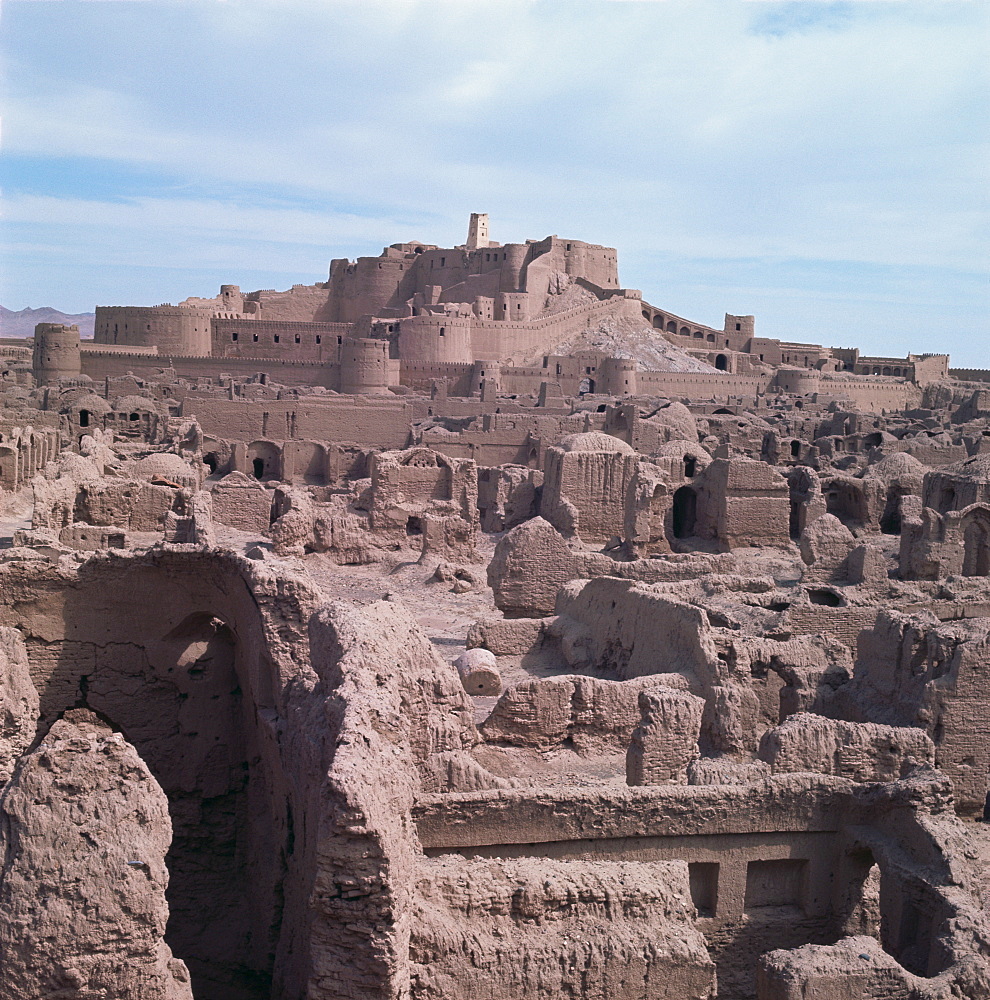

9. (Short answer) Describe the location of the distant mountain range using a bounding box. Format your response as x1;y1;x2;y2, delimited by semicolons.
0;306;95;340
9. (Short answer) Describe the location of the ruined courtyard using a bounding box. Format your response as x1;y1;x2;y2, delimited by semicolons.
0;217;989;1000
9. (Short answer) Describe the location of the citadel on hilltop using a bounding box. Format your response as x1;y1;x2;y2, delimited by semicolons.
2;214;990;1000
72;214;949;403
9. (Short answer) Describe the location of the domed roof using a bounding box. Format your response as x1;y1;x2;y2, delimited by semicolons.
655;439;711;459
57;452;102;481
62;392;112;415
113;395;159;413
133;453;194;479
558;431;635;454
864;452;925;480
933;452;990;481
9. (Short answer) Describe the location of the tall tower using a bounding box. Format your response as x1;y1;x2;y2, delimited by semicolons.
32;323;81;385
466;213;490;250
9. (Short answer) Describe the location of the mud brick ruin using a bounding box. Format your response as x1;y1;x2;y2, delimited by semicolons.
0;215;989;999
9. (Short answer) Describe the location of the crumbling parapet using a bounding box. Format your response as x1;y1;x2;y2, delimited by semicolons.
58;522;127;550
626;686;705;785
759;713;934;783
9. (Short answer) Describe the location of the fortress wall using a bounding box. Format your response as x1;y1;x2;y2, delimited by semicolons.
245;284;332;323
326;255;413;323
94;306;214;355
81;343;159;355
815;379;922;413
413;248;473;297
551;237;620;288
212;318;349;361
184;396;417;448
950;368;990;383
437;269;501;308
500;367;552;395
638;303;724;343
468;295;628;363
80;351;342;389
636;371;770;399
399;361;474;395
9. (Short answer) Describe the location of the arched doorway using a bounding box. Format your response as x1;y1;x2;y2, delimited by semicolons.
247;441;281;481
962;509;990;576
715;354;729;371
880;488;904;535
672;485;697;539
649;484;667;545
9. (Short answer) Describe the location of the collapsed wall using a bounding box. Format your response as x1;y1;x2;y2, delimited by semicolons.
0;711;194;1000
0;550;324;999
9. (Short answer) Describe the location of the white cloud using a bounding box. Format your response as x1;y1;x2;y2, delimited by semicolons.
0;0;986;359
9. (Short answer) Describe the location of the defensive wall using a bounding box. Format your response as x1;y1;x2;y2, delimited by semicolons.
83;219;950;398
212;318;351;361
855;353;949;383
809;377;922;413
74;343;921;415
321;234;619;325
327;235;620;323
205;290;638;370
94;305;217;355
639;302;727;344
79;350;341;390
181;394;425;450
950;368;990;383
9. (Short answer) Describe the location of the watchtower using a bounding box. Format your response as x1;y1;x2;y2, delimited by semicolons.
466;213;490;250
32;323;81;385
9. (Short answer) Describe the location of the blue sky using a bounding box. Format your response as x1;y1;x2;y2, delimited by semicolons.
1;0;987;364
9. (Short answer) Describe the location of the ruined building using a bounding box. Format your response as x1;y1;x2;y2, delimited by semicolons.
0;220;987;1000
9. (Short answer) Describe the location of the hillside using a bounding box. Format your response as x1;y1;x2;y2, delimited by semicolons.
0;306;95;340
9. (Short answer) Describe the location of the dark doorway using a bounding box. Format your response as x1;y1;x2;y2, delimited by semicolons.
672;486;697;539
789;499;802;539
715;354;729;371
683;455;696;478
880;490;902;535
252;458;265;480
962;513;990;576
790;440;801;459
808;588;842;607
79;409;90;428
204;453;219;475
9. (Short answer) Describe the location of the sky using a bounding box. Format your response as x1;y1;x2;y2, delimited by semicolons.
1;0;987;365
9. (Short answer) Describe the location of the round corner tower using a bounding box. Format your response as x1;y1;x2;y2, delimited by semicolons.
33;323;81;385
599;357;639;396
339;337;392;394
